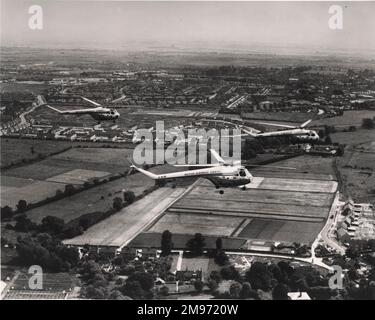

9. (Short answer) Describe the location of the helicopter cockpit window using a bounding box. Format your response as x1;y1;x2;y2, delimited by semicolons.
239;169;246;177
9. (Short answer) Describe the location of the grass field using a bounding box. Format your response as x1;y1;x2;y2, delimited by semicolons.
0;138;73;168
149;213;244;236
149;167;338;245
24;169;159;224
1;147;135;209
1;179;67;209
251;155;336;176
238;219;324;244
129;232;247;250
330;129;375;145
3;147;133;180
63;187;186;247
335;141;375;203
314;110;375;127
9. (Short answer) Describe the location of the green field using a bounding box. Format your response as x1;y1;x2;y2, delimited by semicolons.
0;138;73;168
129;232;246;250
1;147;136;209
149;213;244;237
315;110;375;127
25;170;156;223
148;162;338;245
238;219;324;244
3;147;133;180
335;141;375;203
330;129;375;145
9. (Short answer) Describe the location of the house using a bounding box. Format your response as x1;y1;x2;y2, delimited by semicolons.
337;228;351;243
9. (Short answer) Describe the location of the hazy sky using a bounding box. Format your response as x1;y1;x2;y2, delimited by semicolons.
1;1;375;55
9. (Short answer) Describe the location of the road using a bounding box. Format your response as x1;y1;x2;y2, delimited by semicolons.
318;191;346;255
1;95;43;135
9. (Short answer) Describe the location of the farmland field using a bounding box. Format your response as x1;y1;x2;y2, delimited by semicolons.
149;213;244;236
149;166;337;245
0;138;73;168
330;129;375;145
1;179;67;209
129;232;246;250
251;155;336;177
314;110;375;127
24;167;168;223
63;187;186;247
335;141;375;203
0;147;136;209
238;219;324;244
3;147;133;180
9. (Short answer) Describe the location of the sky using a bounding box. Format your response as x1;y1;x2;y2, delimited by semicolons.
1;1;375;56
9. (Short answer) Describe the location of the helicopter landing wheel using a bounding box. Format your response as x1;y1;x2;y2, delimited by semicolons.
241;186;246;191
219;190;224;195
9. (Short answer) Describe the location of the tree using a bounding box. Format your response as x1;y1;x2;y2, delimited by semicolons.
210;270;222;283
194;279;204;293
245;262;273;291
325;135;332;144
39;216;65;235
64;184;75;195
240;282;254;299
215;250;229;266
1;206;13;220
159;286;169;296
362;118;374;129
16;199;28;213
121;280;145;299
216;237;223;251
272;283;289;300
161;230;173;256
55;189;64;198
221;265;241;281
14;214;36;232
127;272;154;291
229;282;242;299
113;197;123;211
208;279;218;292
186;233;205;256
123;191;136;204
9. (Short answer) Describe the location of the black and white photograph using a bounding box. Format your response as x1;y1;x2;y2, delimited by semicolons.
0;0;375;305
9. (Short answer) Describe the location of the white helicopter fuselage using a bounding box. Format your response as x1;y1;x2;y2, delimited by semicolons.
132;163;253;188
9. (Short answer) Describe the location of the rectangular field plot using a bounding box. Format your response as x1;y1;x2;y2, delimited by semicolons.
64;188;186;247
2;147;133;180
25;171;157;223
148;213;244;237
130;232;246;250
0;175;35;189
256;178;337;193
46;169;111;185
186;186;334;207
1;180;66;208
160;173;337;245
51;147;133;165
238;219;324;243
173;199;328;219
